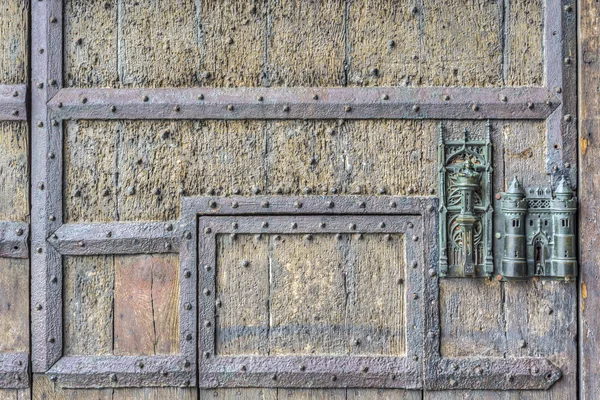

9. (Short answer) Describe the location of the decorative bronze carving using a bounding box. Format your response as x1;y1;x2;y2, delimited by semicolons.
438;123;493;278
499;177;577;280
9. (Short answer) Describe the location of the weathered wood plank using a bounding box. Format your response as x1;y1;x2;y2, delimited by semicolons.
267;0;345;86
33;374;195;399
346;234;405;356
580;0;600;397
200;388;277;400
64;0;119;88
64;121;118;223
347;389;421;400
114;254;179;356
63;256;114;356
277;389;346;400
0;122;28;222
347;0;420;86
0;0;27;85
117;121;183;222
118;0;200;87
421;0;502;86
269;234;347;355
505;0;544;86
199;0;266;87
438;279;505;358
0;258;28;354
216;234;270;356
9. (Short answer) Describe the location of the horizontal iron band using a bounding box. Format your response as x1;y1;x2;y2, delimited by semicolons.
48;87;559;120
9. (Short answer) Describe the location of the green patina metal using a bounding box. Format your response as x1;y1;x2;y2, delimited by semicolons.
438;122;494;278
499;177;578;280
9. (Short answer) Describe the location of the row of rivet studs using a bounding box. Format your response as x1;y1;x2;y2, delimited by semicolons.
207;199;436;211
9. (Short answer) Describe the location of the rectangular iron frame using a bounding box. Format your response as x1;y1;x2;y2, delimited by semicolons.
29;0;575;390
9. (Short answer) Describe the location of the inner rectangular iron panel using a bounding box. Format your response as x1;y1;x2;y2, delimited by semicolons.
197;214;424;389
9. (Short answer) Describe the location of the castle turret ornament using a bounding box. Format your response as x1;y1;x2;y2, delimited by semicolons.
498;177;577;280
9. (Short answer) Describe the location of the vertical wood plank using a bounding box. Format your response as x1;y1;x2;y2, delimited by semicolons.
277;389;346;400
0;122;28;221
347;389;421;400
114;254;179;356
199;0;266;87
63;256;114;356
267;0;346;86
0;258;28;353
505;0;544;86
269;234;347;355
64;0;119;87
64;121;118;223
580;0;600;398
347;0;420;86
0;0;27;84
118;0;200;87
216;234;270;356
117;121;183;222
421;0;502;86
346;234;406;356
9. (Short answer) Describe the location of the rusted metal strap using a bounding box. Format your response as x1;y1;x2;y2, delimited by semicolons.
0;85;27;121
47;356;195;388
0;222;28;258
48;221;182;255
424;357;561;390
0;353;29;389
48;87;559;121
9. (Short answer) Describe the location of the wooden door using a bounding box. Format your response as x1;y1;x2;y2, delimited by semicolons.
0;0;596;398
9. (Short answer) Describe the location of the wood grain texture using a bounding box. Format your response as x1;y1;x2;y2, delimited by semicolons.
118;0;200;87
33;375;195;399
0;258;28;353
345;234;405;356
0;390;29;400
200;388;277;400
216;234;270;356
64;121;118;223
346;389;421;400
580;0;600;397
199;0;266;87
266;0;345;87
0;0;27;84
505;0;544;86
64;0;119;88
114;254;179;356
0;122;28;222
347;0;420;86
63;256;114;356
421;0;502;86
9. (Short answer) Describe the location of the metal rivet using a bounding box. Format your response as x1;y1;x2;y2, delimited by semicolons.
49;79;57;86
358;201;366;208
142;95;149;102
204;320;211;327
443;94;450;101
294;201;303;208
50;275;57;283
313;94;319;100
165;223;173;231
81;97;88;104
527;102;534;110
412;105;420;112
327;201;335;208
184;270;191;278
227;104;234;111
11;110;18;116
427;204;435;212
136;361;144;369
257;96;263;101
232;201;239;208
283;105;290;112
50;375;57;382
106;231;112;238
262;221;269;228
184;231;192;239
36;304;43;310
198;94;205;100
565;162;571;169
304;234;313;241
48;215;56;222
495;232;502;239
429;269;436;277
48;337;55;343
500;95;508;102
546;100;553;107
384;234;392;241
204;264;211;271
126;186;136;196
37;121;44;128
209;200;217;209
153;187;161;195
383;94;389;100
412;293;419;300
471;104;479;111
320;222;326;228
252;187;261;194
412;261;418;268
408;222;414;228
15;229;23;236
413;355;419;361
272;374;277;381
174;105;180;112
349;223;356;230
344;105;352;112
531;366;539;374
37;82;43;89
262;201;269;208
291;222;298;229
240;365;247;372
389;201;397;208
564;114;573;122
449;379;457;387
50;16;57;23
300;365;306;371
186;334;193;341
379;222;386;228
184;303;192;310
109;373;117;383
361;366;369;373
564;4;573;12
518;340;527;348
77;241;84;247
564;57;572;65
204;227;212;234
242;260;250;268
